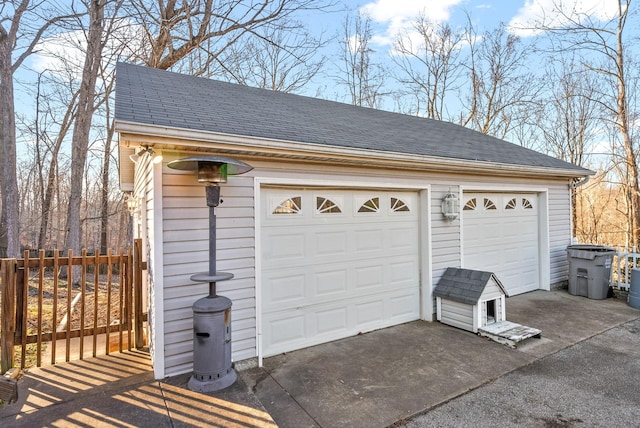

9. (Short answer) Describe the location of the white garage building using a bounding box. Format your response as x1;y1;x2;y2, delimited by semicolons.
115;63;591;379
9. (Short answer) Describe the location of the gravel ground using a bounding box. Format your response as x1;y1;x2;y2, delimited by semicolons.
402;318;640;428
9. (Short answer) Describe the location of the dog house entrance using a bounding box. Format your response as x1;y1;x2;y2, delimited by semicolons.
485;299;497;324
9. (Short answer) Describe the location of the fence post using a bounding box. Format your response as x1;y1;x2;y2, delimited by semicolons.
1;259;17;373
133;239;144;349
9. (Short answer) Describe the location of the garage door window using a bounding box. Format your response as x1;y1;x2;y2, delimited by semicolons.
358;197;380;213
316;197;342;213
505;198;517;210
391;197;410;212
483;198;497;210
522;198;533;209
273;196;302;214
464;198;477;211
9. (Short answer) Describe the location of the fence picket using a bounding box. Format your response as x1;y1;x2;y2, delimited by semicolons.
106;248;112;355
21;250;29;369
51;250;59;365
66;249;73;362
93;249;100;357
118;247;124;352
37;250;44;367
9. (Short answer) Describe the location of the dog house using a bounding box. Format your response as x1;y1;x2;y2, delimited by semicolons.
434;267;508;333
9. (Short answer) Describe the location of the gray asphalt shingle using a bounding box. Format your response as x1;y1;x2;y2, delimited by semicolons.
115;62;589;173
433;267;505;305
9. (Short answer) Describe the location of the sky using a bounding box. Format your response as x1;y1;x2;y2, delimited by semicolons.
285;0;625;104
344;0;620;39
14;0;628;144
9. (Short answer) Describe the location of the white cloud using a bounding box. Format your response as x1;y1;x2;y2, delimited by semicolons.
32;19;144;78
507;0;620;37
32;30;86;77
360;0;464;45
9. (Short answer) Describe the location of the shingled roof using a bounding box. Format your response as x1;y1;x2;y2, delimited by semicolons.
115;62;590;174
433;267;507;305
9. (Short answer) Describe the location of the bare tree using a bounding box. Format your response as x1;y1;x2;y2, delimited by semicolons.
0;1;81;257
461;25;538;139
538;61;602;237
393;16;466;119
217;24;325;92
126;0;334;71
525;0;640;246
336;11;386;108
66;0;107;261
98;64;117;254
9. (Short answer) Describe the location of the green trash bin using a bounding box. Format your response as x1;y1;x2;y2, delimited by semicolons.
566;245;615;299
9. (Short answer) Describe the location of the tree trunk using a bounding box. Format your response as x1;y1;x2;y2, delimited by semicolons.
65;0;105;264
0;35;20;258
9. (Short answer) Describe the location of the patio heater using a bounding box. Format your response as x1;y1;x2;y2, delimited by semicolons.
167;155;253;392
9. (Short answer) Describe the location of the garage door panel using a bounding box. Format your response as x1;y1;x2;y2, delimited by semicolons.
261;188;420;356
265;232;306;261
316;269;348;295
355;265;384;289
316;230;348;256
354;229;384;252
463;193;539;295
316;308;349;335
262;287;419;357
265;272;306;305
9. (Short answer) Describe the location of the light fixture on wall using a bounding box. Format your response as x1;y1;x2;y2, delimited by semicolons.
167;155;253;393
442;189;460;221
129;145;163;164
126;194;138;216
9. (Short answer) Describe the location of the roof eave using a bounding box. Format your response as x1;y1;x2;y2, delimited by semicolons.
115;120;594;179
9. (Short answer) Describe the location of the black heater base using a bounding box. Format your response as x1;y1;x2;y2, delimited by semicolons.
187;368;237;392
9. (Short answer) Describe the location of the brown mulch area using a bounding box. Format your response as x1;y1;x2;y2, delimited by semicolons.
24;270;125;335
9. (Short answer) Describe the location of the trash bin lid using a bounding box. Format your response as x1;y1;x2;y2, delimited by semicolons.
566;244;615;252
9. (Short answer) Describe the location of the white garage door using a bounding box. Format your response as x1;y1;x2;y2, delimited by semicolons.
462;193;539;295
260;188;420;357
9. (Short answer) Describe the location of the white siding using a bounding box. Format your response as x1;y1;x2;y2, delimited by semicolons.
439;299;474;332
480;279;504;300
431;184;462;281
548;182;572;286
133;154;163;378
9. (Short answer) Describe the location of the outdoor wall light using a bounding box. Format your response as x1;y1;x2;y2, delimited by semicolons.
442;190;460;221
167;155;253;393
129;145;163;164
126;194;138;216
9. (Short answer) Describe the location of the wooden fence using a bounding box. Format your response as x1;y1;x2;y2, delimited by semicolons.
0;239;146;373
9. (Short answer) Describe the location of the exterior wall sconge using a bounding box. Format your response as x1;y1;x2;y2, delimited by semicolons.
442;190;460;221
167;155;253;393
129;145;163;164
126;194;138;216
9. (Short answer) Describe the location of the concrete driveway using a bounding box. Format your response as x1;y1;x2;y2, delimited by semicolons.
403;317;640;427
241;290;640;428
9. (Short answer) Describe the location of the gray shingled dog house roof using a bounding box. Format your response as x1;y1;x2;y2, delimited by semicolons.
434;267;508;305
115;62;591;177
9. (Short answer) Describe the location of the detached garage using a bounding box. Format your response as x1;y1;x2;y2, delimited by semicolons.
114;63;592;379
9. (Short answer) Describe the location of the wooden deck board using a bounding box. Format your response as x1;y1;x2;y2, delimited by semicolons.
478;320;542;348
